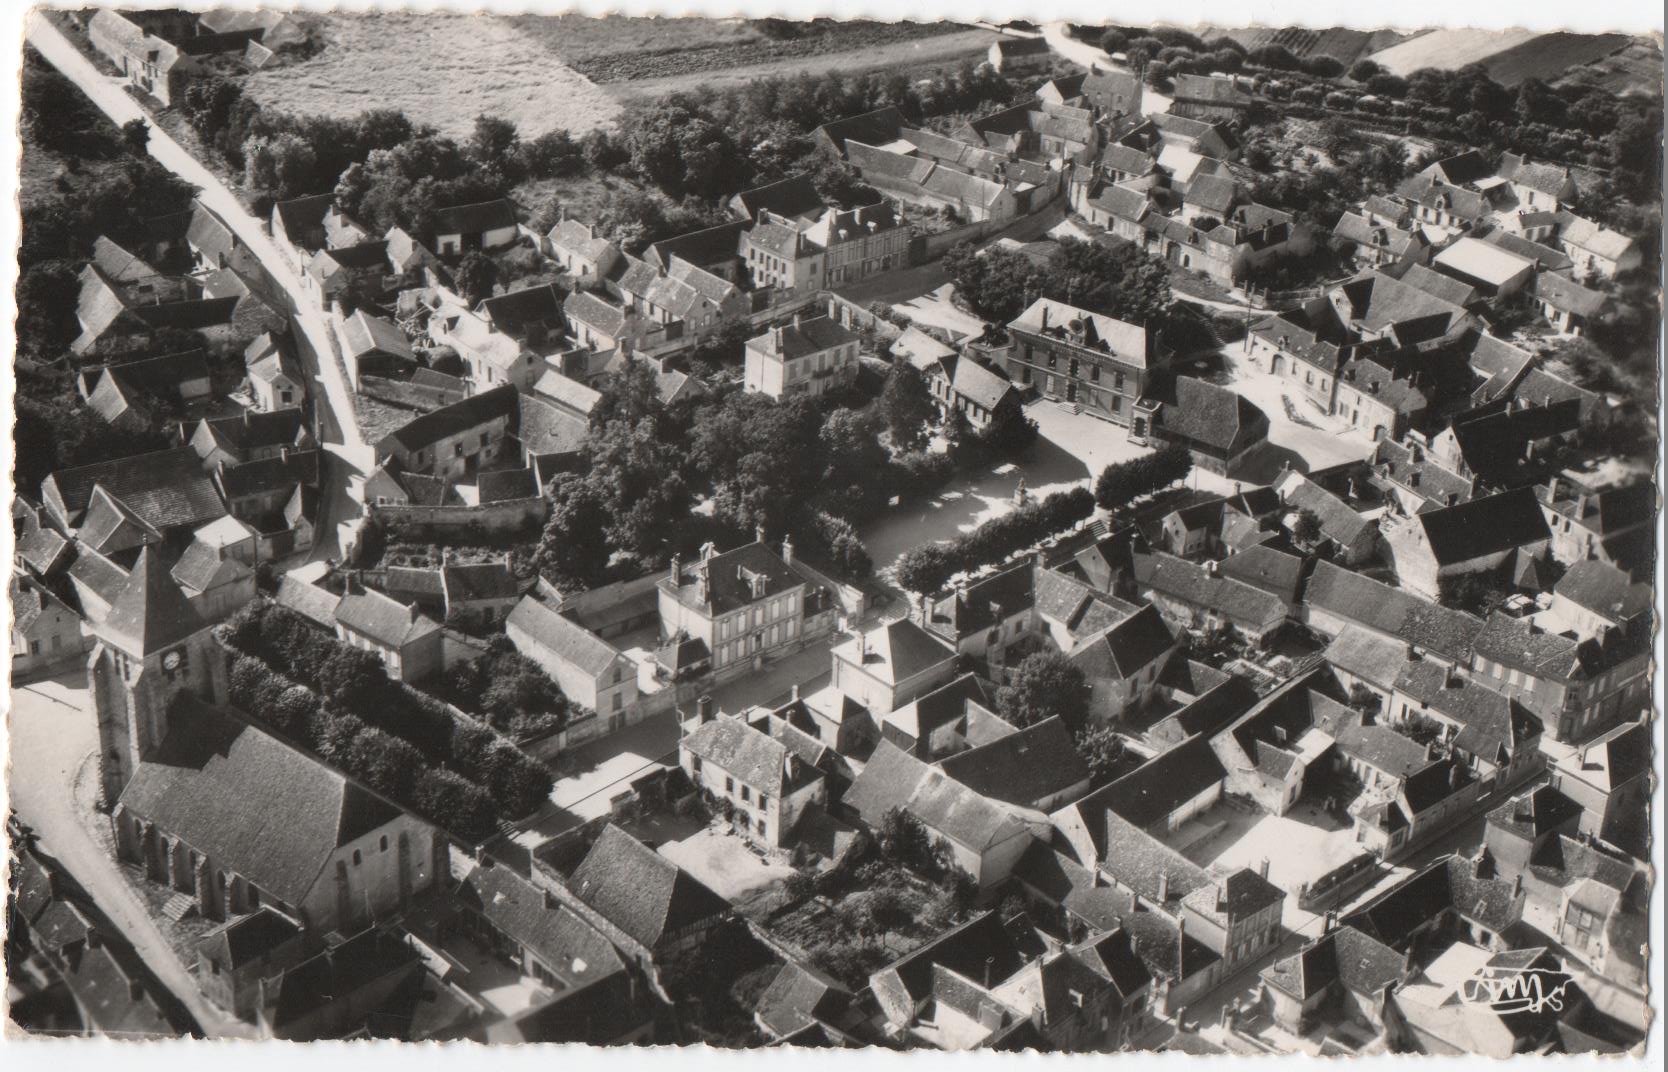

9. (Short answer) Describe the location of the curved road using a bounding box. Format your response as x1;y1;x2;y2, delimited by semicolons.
9;676;251;1037
26;12;370;556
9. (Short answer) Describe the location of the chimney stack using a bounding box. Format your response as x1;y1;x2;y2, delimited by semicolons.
669;554;681;585
790;683;800;703
756;524;767;546
696;694;715;723
1157;870;1170;903
1260;858;1270;880
1175;916;1186;979
781;535;794;565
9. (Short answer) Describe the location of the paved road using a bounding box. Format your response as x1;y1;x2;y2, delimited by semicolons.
1040;22;1173;114
26;12;369;557
8;676;252;1038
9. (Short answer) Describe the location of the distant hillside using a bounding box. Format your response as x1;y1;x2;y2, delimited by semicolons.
1367;28;1646;90
1201;26;1409;65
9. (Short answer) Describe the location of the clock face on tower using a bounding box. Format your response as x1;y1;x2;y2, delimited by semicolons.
162;650;182;672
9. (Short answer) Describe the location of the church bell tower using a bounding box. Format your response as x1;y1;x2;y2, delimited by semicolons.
87;548;228;806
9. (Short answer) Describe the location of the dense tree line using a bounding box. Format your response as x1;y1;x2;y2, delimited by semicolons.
893;487;1096;595
218;602;552;837
1093;443;1194;511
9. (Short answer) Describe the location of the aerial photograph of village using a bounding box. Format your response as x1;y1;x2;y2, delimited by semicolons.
5;4;1661;1057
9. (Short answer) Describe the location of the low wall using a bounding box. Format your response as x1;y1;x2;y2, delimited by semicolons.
370;496;546;537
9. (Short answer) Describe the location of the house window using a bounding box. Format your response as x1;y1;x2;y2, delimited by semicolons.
380;835;389;852
612;694;623;712
692;756;702;773
353;850;362;866
759;793;770;809
1090;365;1100;382
740;785;751;803
725;777;735;794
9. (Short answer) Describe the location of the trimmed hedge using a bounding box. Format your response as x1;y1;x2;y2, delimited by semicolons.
218;601;552;839
894;487;1095;595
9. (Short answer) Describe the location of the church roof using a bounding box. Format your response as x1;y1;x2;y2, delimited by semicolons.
99;547;208;657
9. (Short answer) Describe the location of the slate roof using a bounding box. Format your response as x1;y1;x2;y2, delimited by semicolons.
1011;841;1138;932
847;740;1032;852
1099;734;1228;830
479;283;564;339
1070;604;1176;682
1101;811;1211;906
1532;271;1606;318
198;908;305;980
1331;270;1470;342
1323;625;1416;691
272;193;334;238
731;174;826;221
815;106;908;156
683;717;796;797
1410;487;1550;566
567;825;729;948
1498;153;1576;197
434;199;518;235
334;587;442;648
1281;474;1375;547
1262;924;1404;1001
643;219;751;272
667;541;803;618
1218;545;1305;605
341;309;415;361
1009;297;1149;365
840;616;958;687
755;962;850;1039
937;716;1089;808
1344;855;1521;947
1184;173;1240;216
98;547;208;656
927;561;1034;639
1552;560;1650;622
1082;70;1143;117
43;446;225;532
1154;374;1268;456
550;219;617;262
171;540;253;594
1559;719;1650;793
1330;716;1436;780
1133;552;1287;629
1306;561;1485;663
882;673;998;748
1555;212;1634;262
1334;211;1425;257
748;315;860;361
120;700;403;905
1087;182;1151;223
946;355;1019;411
1486;783;1584;842
460;862;625;986
1402;262;1480;307
376;383;518;457
1483;230;1574;272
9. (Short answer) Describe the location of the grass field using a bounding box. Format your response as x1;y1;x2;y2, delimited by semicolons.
238;14;996;139
1368;28;1541;76
239;13;623;139
1475;32;1635;87
508;16;982;85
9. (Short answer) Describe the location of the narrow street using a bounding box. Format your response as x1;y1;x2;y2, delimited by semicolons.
26;11;370;558
8;676;253;1038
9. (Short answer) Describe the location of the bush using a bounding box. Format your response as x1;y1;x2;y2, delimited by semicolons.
893;487;1095;595
1094;443;1193;511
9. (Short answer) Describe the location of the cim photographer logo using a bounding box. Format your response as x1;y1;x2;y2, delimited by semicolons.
1461;964;1573;1015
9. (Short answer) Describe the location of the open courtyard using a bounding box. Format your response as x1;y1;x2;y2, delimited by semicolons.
1171;797;1366;928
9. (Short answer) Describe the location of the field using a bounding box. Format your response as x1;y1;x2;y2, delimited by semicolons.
237;14;998;139
239;12;624;139
1553;37;1662;97
1367;28;1541;76
1475;32;1636;87
508;16;984;85
1202;25;1408;65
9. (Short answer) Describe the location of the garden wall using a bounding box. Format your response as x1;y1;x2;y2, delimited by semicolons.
369;495;547;536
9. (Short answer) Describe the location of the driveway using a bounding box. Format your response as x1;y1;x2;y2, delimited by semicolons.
8;674;251;1037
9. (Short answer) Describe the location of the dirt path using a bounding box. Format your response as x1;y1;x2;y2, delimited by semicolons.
610;29;1001;100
